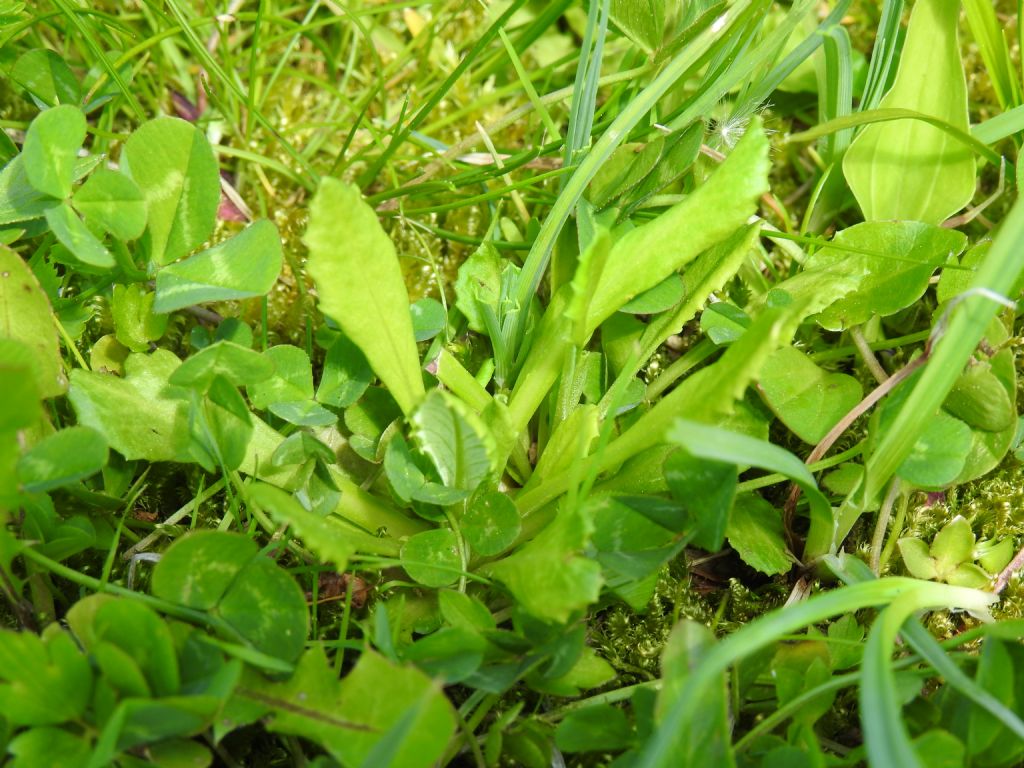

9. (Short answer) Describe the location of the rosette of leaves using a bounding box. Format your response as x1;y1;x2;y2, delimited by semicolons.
898;516;1014;588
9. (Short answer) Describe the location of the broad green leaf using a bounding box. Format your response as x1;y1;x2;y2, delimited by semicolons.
154;220;283;313
257;647;455;768
72;168;147;241
153;530;308;661
247;483;356;572
169;340;274;391
216;554;308;662
402;626;487;683
0;155;59;225
700;302;749;345
411;390;494;493
7;727;91;768
875;386;973;489
10;49;81;107
462;491;520;557
610;0;666;54
304;179;425;416
22;105;86;199
453;241;501;334
152;530;258;610
664;450;736;548
384;434;469;507
344;386;401;461
44;202;113;268
111;283;168;352
758;346;863;444
618;273;684;315
555;704;634;753
0;245;67;397
189;375;253;472
122;117;220;267
590;497;681;607
438;589;495;632
930;516;975;575
944;363;1014;433
843;0;975;223
410;298;446;342
0;629;92;726
401;528;461;588
0;340;43;433
726;494;795;575
17;425;108;492
485;501;602;623
806;222;967;331
69;350;192;462
315;331;372;408
578;119;769;336
247;344;335;427
92;600;180;697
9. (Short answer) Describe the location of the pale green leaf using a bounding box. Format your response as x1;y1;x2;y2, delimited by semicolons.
758;346;863;444
72;168;147;241
726;494;795;575
579;118;770;337
304;179;424;416
806;222;966;331
0;245;67;397
68;350;192;462
23;105;86;199
154;219;282;313
411;390;494;493
44;202;113;268
17;426;108;492
122;117;220;267
402;528;461;588
843;0;976;223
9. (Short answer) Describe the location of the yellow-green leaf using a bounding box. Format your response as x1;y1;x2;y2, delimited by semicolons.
842;0;975;224
304;179;425;416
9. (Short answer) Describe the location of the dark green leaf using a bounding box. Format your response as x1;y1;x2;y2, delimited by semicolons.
316;332;372;408
664;449;736;548
556;703;634;753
